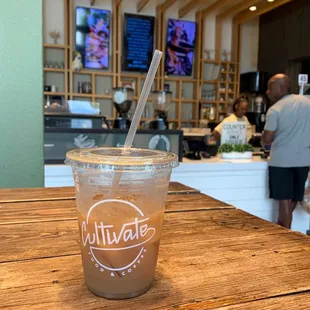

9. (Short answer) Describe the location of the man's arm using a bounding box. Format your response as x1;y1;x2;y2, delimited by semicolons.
262;130;276;145
262;108;278;145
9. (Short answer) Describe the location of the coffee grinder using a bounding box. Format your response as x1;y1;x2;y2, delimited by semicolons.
149;90;172;130
112;87;134;129
240;71;268;133
246;94;267;133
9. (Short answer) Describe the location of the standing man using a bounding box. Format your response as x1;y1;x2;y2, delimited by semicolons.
262;74;310;229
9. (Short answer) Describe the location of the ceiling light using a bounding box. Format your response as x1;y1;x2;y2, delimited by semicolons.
249;6;257;11
267;0;275;2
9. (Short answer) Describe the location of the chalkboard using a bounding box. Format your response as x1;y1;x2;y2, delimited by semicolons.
221;122;247;145
122;13;155;72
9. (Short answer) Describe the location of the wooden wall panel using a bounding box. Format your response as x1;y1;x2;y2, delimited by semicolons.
284;5;303;61
258;0;310;80
300;3;310;59
258;13;287;75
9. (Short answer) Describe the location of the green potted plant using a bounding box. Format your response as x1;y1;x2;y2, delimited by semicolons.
218;143;254;159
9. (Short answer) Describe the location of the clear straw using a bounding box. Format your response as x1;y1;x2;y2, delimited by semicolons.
122;49;163;152
109;50;163;197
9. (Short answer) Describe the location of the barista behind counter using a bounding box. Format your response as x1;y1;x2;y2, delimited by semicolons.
212;96;253;142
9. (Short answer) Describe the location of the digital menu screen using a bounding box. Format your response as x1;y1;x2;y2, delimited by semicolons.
76;7;110;69
165;19;196;76
122;13;155;72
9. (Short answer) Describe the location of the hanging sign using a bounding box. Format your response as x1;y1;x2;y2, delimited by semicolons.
298;74;308;95
298;74;308;85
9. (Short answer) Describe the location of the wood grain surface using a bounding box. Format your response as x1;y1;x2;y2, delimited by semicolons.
0;186;75;203
1;210;310;309
0;209;280;263
211;292;310;310
0;182;199;203
0;194;233;225
2;185;310;309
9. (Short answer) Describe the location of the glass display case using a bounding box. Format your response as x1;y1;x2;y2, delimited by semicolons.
44;128;183;163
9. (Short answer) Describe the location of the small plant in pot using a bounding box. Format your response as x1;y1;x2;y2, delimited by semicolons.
218;143;254;159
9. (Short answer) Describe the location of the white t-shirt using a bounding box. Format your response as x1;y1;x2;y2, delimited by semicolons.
214;114;252;142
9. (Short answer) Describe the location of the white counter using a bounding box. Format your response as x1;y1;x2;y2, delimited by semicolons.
44;157;310;234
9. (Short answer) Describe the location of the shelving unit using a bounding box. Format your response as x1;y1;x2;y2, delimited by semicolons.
200;59;239;122
43;43;68;49
43;0;237;128
44;68;66;73
43;0;69;106
44;92;66;96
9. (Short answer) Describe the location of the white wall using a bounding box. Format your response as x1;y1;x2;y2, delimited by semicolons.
122;0;160;16
204;16;216;51
44;0;65;44
240;18;259;74
222;19;232;55
43;0;113;45
203;15;259;70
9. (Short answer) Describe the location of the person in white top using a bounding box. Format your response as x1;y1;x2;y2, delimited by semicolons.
212;96;252;142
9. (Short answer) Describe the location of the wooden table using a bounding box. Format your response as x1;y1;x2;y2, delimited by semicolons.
0;182;201;203
1;183;310;309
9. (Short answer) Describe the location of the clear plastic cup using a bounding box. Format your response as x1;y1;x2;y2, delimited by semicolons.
65;147;178;299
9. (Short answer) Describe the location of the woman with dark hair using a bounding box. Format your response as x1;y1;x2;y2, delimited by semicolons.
212;96;252;142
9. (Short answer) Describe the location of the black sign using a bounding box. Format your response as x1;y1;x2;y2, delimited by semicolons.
122;13;155;72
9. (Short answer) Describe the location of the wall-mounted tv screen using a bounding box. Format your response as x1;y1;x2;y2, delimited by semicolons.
122;13;155;72
76;7;110;69
165;19;197;76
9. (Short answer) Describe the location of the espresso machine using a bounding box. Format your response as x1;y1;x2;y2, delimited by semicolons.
149;90;172;130
112;87;134;129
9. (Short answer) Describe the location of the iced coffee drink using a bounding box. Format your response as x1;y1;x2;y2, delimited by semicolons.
66;147;178;299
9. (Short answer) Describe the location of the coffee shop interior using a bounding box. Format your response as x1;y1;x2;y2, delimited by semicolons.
2;0;310;233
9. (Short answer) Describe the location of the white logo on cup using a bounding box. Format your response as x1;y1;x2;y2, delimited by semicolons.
81;199;155;277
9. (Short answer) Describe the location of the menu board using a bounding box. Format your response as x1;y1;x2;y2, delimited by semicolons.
122;13;155;72
221;122;247;145
165;19;196;76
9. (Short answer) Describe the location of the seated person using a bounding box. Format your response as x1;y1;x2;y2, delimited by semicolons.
212;96;252;142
